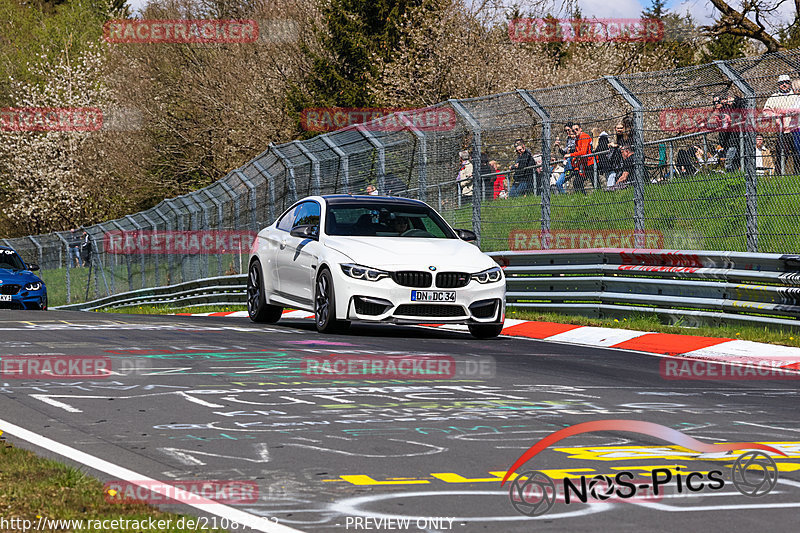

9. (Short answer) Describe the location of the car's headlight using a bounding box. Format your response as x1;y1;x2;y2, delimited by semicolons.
25;282;43;291
471;266;503;284
340;263;389;282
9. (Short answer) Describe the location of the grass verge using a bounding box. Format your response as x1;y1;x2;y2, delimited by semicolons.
0;434;224;532
97;304;246;315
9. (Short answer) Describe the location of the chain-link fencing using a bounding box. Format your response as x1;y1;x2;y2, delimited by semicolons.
5;50;800;307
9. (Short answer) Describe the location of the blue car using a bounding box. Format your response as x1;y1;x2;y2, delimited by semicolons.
0;246;47;310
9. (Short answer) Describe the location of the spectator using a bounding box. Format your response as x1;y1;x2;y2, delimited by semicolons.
80;230;92;266
68;228;83;267
763;74;799;173
704;95;738;172
569;122;595;194
595;132;612;187
365;184;378;195
480;152;493;196
457;150;473;199
676;146;697;176
491;161;508;199
613;145;635;189
509;140;536;197
756;134;774;176
609;122;629;150
554;124;576;194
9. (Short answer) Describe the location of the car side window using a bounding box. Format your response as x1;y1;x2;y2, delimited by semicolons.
292;201;321;229
276;205;300;232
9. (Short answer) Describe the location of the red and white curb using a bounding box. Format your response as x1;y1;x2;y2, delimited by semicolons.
175;310;800;371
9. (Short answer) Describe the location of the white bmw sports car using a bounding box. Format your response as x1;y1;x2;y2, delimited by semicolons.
247;195;506;338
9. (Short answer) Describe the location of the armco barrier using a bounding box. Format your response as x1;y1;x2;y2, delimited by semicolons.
54;275;246;311
56;249;800;331
490;248;800;329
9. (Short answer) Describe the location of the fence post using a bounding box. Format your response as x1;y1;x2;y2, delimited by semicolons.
139;212;160;287
321;134;350;193
27;236;43;268
200;189;225;276
516;89;552;246
251;160;276;224
605;76;645;247
124;215;147;289
152;204;173;286
217;181;240;275
356;125;386;195
164;198;186;283
449;99;482;247
398;112;428;202
110;220;133;291
55;233;72;304
294;141;321;196
271;144;298;204
715;60;758;253
232;170;259;232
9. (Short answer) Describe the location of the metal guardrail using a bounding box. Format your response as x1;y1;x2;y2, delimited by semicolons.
489;248;800;329
54;275;246;311
55;248;800;331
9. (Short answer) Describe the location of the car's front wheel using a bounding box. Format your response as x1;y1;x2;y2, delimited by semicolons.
247;260;282;323
468;323;504;339
315;268;349;333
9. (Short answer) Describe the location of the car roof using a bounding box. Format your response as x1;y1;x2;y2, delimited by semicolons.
322;195;427;207
0;246;14;252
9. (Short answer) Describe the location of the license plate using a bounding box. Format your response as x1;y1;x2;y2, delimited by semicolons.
0;295;11;302
411;290;455;302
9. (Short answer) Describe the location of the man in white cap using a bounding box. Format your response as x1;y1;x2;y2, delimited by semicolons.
763;74;799;173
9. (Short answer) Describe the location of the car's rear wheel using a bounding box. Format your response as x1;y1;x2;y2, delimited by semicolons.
247;260;282;323
468;323;504;339
315;268;349;333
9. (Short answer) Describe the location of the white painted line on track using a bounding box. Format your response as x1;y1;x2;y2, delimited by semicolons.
0;417;304;533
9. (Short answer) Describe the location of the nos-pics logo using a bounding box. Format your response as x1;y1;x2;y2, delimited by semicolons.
501;420;783;516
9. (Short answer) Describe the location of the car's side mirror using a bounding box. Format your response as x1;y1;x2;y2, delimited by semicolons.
290;225;319;240
27;263;40;271
455;229;477;242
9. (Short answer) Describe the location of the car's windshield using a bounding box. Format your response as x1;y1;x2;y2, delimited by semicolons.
0;249;26;270
325;202;456;238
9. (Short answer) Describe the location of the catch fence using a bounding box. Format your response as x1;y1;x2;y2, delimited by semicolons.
6;49;800;306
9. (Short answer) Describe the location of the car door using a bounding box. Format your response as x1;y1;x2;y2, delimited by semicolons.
276;200;321;307
262;203;300;298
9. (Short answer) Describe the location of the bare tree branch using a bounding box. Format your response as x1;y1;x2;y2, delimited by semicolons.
703;0;785;51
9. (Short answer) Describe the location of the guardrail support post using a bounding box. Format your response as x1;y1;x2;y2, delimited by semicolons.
605;76;646;247
270;144;298;205
449;99;482;246
356;125;386;195
517;89;552;245
715;60;758;252
321;134;350;193
294;141;321;196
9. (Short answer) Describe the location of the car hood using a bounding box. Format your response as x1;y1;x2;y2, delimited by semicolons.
0;268;41;285
323;236;496;271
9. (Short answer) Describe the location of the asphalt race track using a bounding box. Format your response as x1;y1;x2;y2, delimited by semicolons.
1;310;800;533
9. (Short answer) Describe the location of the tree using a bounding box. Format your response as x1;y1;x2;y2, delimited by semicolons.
703;0;797;52
641;0;667;19
699;29;746;62
288;0;425;112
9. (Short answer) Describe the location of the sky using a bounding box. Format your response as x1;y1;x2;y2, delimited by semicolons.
121;0;793;31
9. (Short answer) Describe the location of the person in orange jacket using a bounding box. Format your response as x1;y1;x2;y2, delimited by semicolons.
569;122;595;194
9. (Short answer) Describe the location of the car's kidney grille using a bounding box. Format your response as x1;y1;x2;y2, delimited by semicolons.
436;272;470;288
394;304;466;317
0;284;21;295
391;271;432;288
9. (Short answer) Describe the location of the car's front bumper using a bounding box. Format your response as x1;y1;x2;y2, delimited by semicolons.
0;289;47;310
332;268;505;325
